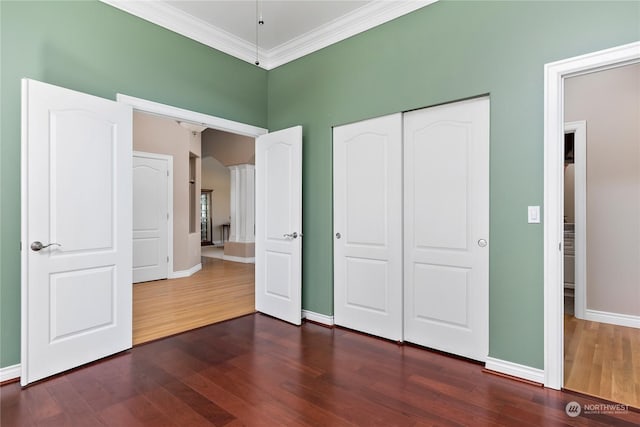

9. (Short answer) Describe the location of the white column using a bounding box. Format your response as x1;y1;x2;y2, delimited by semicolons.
228;164;255;243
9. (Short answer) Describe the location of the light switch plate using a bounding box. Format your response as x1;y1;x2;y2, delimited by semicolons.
528;206;540;224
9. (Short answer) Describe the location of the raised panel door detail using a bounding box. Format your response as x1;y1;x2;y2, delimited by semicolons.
133;165;162;231
51;110;115;253
412;264;469;328
265;251;292;300
410;122;469;251
132;238;160;268
345;257;388;313
265;143;291;242
346;133;388;247
50;266;115;342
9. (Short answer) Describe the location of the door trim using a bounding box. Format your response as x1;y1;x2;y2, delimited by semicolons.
116;94;267;138
543;41;640;390
563;121;586;321
133;151;173;279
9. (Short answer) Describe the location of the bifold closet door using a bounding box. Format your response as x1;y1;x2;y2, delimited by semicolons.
403;98;490;362
333;113;403;341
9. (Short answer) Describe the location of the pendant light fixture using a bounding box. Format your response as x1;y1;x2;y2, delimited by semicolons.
255;0;264;66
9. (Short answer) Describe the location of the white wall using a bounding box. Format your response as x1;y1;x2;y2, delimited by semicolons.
565;63;640;317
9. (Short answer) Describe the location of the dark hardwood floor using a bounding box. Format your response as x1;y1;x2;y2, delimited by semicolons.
2;314;639;426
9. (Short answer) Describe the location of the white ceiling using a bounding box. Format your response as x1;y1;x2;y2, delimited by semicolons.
101;0;437;69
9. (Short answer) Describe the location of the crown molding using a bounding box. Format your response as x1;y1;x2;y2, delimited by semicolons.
264;0;438;69
101;0;437;70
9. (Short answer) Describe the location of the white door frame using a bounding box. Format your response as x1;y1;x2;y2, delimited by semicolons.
133;151;174;279
543;41;640;390
563;121;586;320
116;95;267;138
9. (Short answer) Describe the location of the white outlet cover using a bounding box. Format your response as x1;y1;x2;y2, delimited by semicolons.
528;206;540;224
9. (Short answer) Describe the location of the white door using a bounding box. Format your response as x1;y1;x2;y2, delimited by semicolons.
255;126;303;325
133;153;170;283
333;114;403;341
403;97;490;362
21;79;133;385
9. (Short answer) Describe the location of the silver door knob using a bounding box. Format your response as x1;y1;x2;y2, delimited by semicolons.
477;239;487;247
283;232;300;239
30;241;62;251
335;232;341;239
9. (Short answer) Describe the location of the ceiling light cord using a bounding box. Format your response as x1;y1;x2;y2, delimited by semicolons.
255;0;264;66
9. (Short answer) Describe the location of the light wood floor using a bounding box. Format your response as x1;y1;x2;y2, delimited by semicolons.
133;257;255;345
564;314;640;408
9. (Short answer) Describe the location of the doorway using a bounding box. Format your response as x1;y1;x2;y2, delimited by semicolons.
543;41;640;402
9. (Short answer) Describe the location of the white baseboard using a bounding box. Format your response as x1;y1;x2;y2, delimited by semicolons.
485;357;544;384
222;255;255;264
0;364;20;383
585;309;640;329
169;263;202;279
302;309;334;326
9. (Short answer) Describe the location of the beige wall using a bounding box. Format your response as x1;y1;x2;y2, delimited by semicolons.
202;156;231;242
202;128;255;166
565;63;640;316
133;112;202;272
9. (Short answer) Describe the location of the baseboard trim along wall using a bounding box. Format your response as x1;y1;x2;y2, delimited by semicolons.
168;263;202;279
0;364;20;383
485;357;545;384
584;309;640;329
302;310;335;326
222;255;255;264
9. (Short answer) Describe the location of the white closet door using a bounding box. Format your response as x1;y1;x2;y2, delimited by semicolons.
403;98;490;362
333;113;403;341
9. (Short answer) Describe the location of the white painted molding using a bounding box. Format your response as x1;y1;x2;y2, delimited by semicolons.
101;0;437;70
222;255;255;264
264;0;438;69
116;94;267;138
169;263;202;279
544;41;640;390
302;310;335;326
584;309;640;329
0;364;21;383
485;357;544;385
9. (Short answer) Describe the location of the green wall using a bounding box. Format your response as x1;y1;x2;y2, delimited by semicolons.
0;0;267;368
267;1;640;369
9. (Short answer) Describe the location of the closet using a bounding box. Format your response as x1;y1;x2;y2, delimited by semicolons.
333;97;490;362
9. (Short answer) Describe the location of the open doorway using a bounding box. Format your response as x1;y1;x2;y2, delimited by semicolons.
120;95;266;345
561;63;640;407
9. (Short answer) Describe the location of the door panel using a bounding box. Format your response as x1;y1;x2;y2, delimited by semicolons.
333;114;403;341
21;79;133;385
255;126;302;325
133;154;169;283
404;97;489;362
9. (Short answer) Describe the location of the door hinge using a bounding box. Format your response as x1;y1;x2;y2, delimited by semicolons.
167;170;169;177
559;242;562;251
167;256;169;263
167;213;169;220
